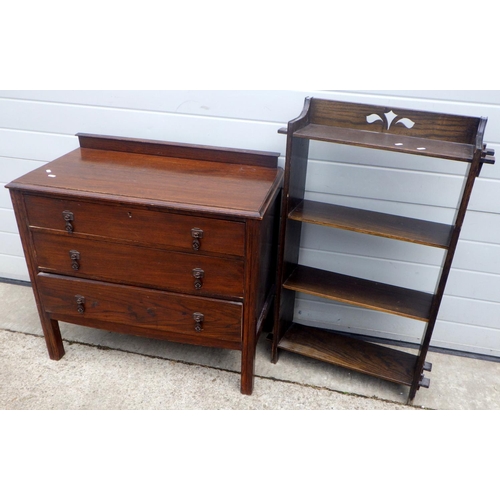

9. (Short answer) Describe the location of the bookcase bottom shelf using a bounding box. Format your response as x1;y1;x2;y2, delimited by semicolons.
278;322;419;386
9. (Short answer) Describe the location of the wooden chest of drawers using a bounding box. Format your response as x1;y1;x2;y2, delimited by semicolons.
7;134;283;395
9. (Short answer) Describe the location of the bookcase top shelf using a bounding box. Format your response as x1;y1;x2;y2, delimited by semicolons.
294;123;475;162
278;97;495;164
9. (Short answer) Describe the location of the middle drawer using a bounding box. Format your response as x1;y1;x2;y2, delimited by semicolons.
32;232;244;298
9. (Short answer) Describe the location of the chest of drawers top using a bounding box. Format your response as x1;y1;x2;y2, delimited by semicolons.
8;133;282;220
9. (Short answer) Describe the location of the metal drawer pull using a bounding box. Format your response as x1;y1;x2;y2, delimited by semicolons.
193;312;204;332
62;210;74;233
191;228;203;251
192;268;205;289
75;295;85;314
69;250;80;270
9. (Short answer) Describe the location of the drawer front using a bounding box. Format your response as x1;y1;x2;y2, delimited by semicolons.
37;273;242;345
33;232;244;298
24;194;245;257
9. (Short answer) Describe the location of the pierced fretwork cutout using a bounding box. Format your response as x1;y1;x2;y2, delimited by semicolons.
366;110;415;130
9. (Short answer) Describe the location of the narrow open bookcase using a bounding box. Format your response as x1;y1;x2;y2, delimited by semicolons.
272;97;495;402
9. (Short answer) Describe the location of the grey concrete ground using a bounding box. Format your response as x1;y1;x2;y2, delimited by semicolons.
1;281;499;410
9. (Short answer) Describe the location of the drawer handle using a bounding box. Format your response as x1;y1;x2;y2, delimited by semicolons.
62;210;74;234
75;295;85;314
69;250;80;270
191;228;203;251
193;312;204;332
192;268;205;289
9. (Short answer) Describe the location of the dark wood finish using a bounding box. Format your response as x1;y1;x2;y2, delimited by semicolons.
294;123;475;161
284;265;433;321
409;146;487;399
32;232;245;299
273;97;495;403
271;100;311;363
7;135;283;395
289;199;454;249
24;194;246;257
38;273;243;347
308;99;481;144
279;323;417;386
77;133;280;168
9;190;66;360
8;147;281;219
241;220;262;395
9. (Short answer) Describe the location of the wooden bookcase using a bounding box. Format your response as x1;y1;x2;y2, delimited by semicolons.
272;97;495;402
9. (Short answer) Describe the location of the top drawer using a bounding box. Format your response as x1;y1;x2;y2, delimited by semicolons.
23;194;245;257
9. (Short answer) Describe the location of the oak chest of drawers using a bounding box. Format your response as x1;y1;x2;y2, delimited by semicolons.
7;134;283;394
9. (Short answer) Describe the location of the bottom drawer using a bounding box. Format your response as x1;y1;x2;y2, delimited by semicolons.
37;273;242;347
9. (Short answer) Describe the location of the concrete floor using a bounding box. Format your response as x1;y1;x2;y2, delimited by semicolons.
1;281;499;410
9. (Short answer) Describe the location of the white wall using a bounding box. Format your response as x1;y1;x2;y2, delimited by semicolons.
1;90;499;357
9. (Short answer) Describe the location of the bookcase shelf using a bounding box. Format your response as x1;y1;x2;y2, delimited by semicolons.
278;323;422;387
283;265;434;322
293;123;476;162
289;199;454;249
273;97;495;403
